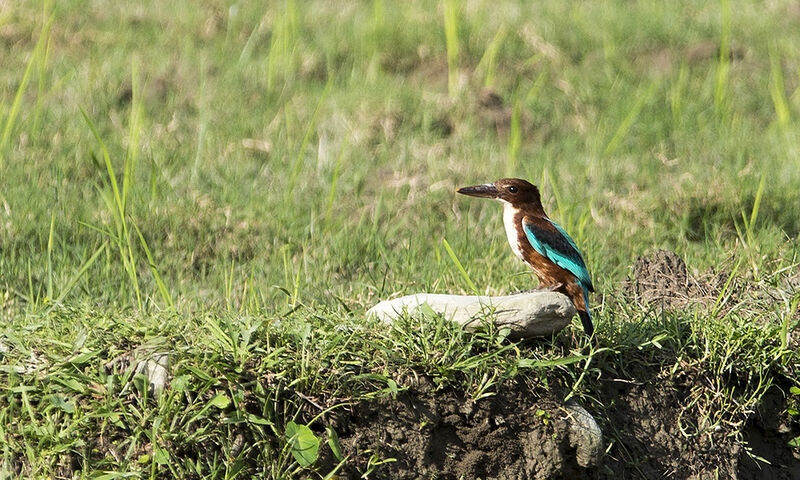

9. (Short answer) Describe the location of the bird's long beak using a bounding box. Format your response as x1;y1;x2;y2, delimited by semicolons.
456;183;499;198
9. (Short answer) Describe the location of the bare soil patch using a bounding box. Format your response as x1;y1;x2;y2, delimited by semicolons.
318;377;799;479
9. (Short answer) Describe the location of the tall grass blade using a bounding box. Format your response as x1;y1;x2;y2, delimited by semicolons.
43;242;107;314
292;249;304;307
32;2;53;135
239;15;263;66
782;295;800;350
285;77;333;199
80;108;123;222
192;67;208;183
738;174;766;275
225;259;236;311
670;63;688;127
768;42;791;128
714;0;730;119
46;211;55;301
267;0;298;91
508;91;521;175
442;237;479;295
526;71;548;103
443;0;460;97
122;61;142;216
748;174;765;238
711;257;741;317
373;0;385;34
604;81;658;156
325;141;346;225
133;222;174;310
475;27;507;88
0;16;51;167
80;107;142;309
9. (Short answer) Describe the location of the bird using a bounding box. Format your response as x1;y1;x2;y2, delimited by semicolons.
457;178;595;336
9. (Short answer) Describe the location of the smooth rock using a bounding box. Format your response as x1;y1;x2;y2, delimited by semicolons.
565;400;604;467
133;352;171;396
107;347;172;397
367;291;576;338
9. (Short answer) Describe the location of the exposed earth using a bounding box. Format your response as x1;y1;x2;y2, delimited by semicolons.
317;377;799;479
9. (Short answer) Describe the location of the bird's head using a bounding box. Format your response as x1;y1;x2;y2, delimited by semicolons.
457;178;542;207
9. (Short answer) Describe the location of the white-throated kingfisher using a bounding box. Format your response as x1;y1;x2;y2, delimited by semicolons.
457;178;595;336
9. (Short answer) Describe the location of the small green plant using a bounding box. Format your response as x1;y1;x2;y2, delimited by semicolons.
734;175;766;276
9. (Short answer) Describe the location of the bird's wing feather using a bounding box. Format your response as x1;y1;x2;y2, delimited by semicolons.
522;216;594;291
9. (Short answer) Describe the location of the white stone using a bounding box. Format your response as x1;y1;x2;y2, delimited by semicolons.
131;352;171;397
367;291;576;338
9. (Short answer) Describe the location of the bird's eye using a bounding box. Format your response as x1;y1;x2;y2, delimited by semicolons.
508;186;518;193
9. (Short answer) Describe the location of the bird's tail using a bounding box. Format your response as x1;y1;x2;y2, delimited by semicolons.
578;286;594;337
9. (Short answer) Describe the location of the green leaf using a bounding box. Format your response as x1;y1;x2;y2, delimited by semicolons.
286;421;320;467
49;395;75;413
153;447;169;465
326;426;344;461
246;413;273;426
789;436;800;448
171;375;191;392
387;378;398;397
50;375;86;393
209;393;231;409
69;350;100;365
789;386;800;396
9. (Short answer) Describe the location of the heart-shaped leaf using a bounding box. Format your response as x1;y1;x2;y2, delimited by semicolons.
286;421;320;467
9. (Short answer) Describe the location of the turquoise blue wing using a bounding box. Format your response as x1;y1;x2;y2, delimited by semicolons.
522;217;594;291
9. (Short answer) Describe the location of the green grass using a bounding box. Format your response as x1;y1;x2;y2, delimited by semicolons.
1;0;800;477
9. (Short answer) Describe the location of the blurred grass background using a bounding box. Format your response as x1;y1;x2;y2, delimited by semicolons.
1;0;798;313
1;0;800;477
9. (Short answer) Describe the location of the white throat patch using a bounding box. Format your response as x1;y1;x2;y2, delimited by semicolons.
499;200;524;260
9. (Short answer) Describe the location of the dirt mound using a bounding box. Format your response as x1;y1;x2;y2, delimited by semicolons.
316;377;799;479
628;249;748;310
631;249;691;308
